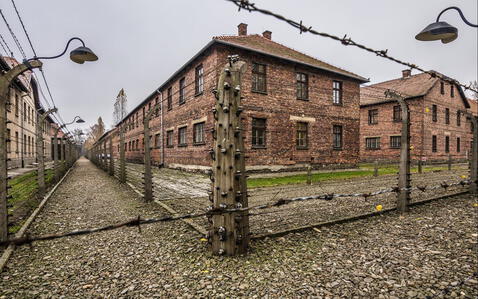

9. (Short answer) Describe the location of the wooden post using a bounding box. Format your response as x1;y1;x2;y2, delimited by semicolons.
119;126;126;183
469;116;478;195
109;136;114;176
373;160;379;177
209;56;249;255
397;95;411;212
448;154;452;171
143;116;153;201
306;164;312;185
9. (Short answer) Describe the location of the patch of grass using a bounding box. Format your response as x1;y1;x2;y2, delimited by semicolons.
247;164;466;189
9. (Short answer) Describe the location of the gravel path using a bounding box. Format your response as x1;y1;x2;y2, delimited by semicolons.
0;158;476;298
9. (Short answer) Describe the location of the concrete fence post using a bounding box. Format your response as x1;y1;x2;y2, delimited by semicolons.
448;154;452;171
36;108;57;198
306;164;312;185
209;56;249;256
373;160;379;177
418;159;423;174
143;117;153;201
53;133;59;182
470;116;478;195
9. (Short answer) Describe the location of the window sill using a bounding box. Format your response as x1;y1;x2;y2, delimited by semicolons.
178;144;188;147
167;107;172;111
179;101;185;106
296;147;309;150
252;145;266;149
332;103;343;106
365;148;381;150
389;147;400;149
166;145;174;148
333;147;343;151
368;123;378;125
194;92;203;97
297;98;309;101
252;90;268;95
193;142;206;146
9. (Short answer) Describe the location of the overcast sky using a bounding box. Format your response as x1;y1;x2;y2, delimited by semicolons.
1;0;477;133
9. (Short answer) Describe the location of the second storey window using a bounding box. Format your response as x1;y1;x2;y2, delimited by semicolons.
166;130;174;147
167;87;172;110
296;73;308;100
252;118;266;148
178;126;187;146
332;81;342;105
368;109;378;125
195;65;204;95
154;133;161;148
296;122;308;149
440;82;445;95
333;125;342;149
365;137;380;150
432;135;437;152
193;122;205;144
432;105;437;122
393;105;401;122
252;63;266;93
390;136;401;149
179;78;185;105
15;94;19;116
457;111;461;126
450;85;454;98
445;108;450;124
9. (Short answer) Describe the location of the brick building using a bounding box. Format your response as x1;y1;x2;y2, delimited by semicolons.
359;70;473;163
106;23;367;171
1;56;55;169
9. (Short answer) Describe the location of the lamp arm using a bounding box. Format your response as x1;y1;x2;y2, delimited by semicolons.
437;6;478;28
25;37;86;62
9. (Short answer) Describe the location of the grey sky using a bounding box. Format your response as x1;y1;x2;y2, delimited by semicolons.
1;0;477;133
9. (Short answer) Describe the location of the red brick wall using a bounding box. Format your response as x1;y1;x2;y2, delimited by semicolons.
360;81;473;163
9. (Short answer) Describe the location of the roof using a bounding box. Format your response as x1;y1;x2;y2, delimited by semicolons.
213;34;368;83
0;56;32;92
360;71;470;108
117;32;368;126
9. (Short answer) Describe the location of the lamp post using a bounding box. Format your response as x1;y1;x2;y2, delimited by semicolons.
415;6;478;43
0;37;97;242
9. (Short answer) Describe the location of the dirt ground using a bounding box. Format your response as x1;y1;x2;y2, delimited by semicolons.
0;158;476;298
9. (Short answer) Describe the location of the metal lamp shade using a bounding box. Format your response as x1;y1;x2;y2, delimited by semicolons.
415;21;458;43
76;117;85;123
70;46;99;64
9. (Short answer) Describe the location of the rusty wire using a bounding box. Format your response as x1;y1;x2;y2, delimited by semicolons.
224;0;478;94
0;178;472;247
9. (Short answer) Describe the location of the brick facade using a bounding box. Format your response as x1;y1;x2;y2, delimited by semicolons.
101;24;367;172
360;72;473;163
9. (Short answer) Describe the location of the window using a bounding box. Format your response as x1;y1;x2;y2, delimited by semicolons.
296;122;308;149
432;105;437;122
178;127;187;146
440;82;445;95
6;129;11;153
333;125;343;149
332;81;343;105
252;63;266;93
393;105;401;122
390;136;401;149
296;73;308;100
136;139;139;150
445;108;450;124
179;78;185;105
432;135;437;152
15;131;19;153
23;102;27;121
195;65;204;95
457;111;461;126
15;94;19;116
136;113;139;127
252;118;266;147
154;133;161;148
193;122;205;145
368;109;378;125
166;130;174;147
154;97;159;117
445;136;450;153
457;137;461;153
167;87;172;110
365;137;380;150
450;85;454;98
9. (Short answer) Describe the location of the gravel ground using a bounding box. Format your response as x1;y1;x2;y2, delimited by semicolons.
0;157;477;298
122;162;470;236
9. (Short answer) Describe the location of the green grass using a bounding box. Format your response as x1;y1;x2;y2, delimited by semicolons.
247;164;465;189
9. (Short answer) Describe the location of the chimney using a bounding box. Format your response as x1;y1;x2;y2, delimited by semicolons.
238;23;248;36
402;69;411;78
262;30;272;40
